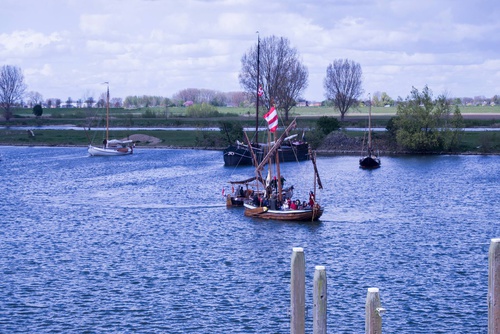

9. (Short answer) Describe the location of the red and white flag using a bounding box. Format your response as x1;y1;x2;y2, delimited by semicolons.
264;106;278;133
257;85;263;97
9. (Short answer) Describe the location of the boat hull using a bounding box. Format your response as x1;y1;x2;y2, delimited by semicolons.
359;155;381;169
223;142;309;166
243;203;323;221
88;145;133;156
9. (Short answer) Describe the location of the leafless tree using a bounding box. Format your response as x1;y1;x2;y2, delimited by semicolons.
226;91;247;107
239;35;308;121
26;91;44;108
324;59;363;120
0;65;27;121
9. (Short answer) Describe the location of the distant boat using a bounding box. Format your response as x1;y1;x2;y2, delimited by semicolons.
87;83;134;156
359;95;381;169
223;36;308;167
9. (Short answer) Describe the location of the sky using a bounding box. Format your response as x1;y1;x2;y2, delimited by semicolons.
2;0;499;103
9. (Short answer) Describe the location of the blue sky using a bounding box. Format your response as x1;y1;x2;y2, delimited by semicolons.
1;0;499;102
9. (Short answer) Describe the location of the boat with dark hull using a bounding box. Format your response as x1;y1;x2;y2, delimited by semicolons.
359;154;381;169
223;135;309;166
359;95;381;169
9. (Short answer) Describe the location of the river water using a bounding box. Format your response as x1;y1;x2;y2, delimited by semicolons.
0;146;499;333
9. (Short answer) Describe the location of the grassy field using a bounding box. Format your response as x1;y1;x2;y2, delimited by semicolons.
6;104;500;118
1;105;499;154
3;105;500;129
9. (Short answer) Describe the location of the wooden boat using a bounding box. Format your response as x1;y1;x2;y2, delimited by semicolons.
242;117;324;222
223;36;308;167
359;95;381;169
223;135;309;166
225;176;263;207
87;83;134;156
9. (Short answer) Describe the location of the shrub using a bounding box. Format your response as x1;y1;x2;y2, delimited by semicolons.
316;116;340;135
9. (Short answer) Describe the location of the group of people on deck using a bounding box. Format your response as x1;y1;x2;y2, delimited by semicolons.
251;180;316;211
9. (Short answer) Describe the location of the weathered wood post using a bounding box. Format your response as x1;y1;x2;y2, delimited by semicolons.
488;238;500;333
365;287;384;334
291;247;305;334
313;265;327;334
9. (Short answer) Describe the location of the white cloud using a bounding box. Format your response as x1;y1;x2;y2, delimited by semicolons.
2;0;499;102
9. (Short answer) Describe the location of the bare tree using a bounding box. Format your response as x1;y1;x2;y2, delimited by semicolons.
26;91;44;108
0;65;27;121
239;35;308;121
324;59;363;120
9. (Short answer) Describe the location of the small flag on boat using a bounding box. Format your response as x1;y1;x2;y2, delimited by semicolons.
264;106;278;133
258;85;264;97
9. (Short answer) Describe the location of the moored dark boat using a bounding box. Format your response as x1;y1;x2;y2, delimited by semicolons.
223;136;309;166
359;153;381;169
359;94;381;169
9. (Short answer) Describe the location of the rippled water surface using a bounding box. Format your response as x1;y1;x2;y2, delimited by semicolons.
0;147;499;333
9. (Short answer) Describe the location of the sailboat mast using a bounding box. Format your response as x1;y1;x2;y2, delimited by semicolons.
274;131;282;202
255;35;260;144
368;93;372;151
106;83;110;141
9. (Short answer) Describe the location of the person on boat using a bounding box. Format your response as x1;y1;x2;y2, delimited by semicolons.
283;199;290;210
270;176;286;190
102;139;107;148
290;200;298;210
252;194;260;206
284;185;294;199
309;191;315;207
237;186;245;198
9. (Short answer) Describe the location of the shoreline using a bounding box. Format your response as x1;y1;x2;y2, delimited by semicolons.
1;143;498;156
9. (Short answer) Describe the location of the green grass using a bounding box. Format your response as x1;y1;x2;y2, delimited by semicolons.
2;105;499;153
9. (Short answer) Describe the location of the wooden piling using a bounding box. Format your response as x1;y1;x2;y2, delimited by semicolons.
488;238;500;333
313;265;327;334
365;287;383;334
291;247;305;334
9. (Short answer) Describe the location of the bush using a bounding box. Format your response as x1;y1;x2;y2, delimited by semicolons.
219;121;243;145
186;103;220;117
316;116;340;135
142;109;157;118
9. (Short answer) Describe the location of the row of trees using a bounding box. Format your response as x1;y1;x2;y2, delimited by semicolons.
1;33;499;123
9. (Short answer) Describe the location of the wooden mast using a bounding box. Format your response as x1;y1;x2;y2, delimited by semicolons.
105;82;110;142
255;33;260;144
368;93;372;155
275;130;282;203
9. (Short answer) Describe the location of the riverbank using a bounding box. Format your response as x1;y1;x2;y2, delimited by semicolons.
1;129;499;156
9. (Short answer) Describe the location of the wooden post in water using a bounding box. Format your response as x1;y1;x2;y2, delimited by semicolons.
489;238;500;333
365;287;384;334
291;247;305;334
313;265;327;334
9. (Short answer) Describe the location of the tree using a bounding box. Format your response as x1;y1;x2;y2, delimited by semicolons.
0;65;27;121
26;91;44;108
239;35;308;121
32;104;43;117
323;59;363;120
393;85;464;152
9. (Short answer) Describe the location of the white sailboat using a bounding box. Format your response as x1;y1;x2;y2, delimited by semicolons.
88;83;134;156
